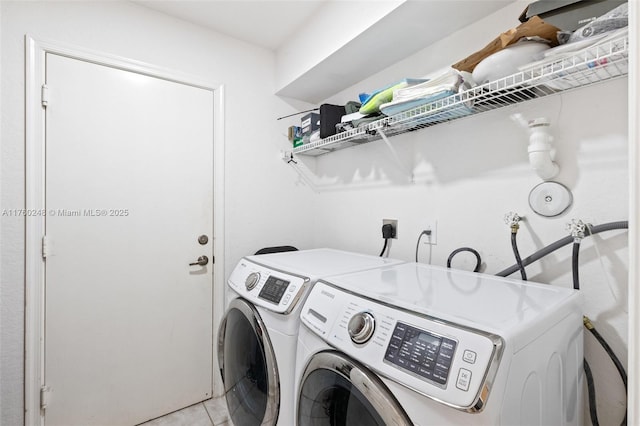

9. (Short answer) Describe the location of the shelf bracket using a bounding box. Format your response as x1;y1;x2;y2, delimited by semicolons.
281;150;321;193
377;129;414;183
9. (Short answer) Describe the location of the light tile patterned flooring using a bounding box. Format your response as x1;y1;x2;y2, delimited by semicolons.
139;397;231;426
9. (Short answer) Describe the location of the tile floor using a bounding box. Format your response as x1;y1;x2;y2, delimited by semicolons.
139;397;231;426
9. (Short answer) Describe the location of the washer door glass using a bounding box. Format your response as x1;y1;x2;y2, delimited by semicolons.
297;351;412;426
218;298;279;426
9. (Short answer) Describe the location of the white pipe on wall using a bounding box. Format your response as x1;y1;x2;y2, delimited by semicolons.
512;114;559;181
527;119;559;180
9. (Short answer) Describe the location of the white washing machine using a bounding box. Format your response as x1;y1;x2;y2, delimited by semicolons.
217;248;404;426
295;262;584;426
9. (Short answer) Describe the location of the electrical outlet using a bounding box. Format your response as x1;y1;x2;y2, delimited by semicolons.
382;219;398;239
421;220;437;245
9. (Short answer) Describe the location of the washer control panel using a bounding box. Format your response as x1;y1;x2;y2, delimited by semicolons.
300;281;503;410
228;259;308;314
384;322;457;386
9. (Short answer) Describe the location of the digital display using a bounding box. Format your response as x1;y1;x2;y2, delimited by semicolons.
384;322;457;385
418;333;441;346
258;276;290;304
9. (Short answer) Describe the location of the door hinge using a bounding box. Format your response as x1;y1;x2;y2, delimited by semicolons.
41;84;50;107
42;235;49;259
40;385;51;410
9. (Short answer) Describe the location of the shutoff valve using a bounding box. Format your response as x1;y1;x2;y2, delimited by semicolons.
504;212;524;233
567;219;588;242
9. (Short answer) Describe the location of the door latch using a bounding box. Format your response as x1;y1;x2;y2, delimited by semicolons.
189;256;209;266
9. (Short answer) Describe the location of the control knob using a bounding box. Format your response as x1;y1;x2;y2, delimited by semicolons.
245;272;260;291
348;311;376;344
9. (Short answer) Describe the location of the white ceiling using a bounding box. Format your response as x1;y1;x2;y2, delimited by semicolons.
134;0;328;50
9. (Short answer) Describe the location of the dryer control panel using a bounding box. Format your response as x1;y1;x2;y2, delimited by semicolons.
300;281;504;411
228;259;309;314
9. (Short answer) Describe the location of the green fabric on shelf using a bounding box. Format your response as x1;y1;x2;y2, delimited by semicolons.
359;79;426;115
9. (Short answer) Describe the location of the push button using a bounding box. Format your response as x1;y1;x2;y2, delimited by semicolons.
463;350;477;364
456;368;472;391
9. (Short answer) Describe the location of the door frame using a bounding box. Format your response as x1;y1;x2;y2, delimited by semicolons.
24;34;226;426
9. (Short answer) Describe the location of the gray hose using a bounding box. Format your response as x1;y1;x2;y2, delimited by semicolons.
496;221;628;277
511;231;527;281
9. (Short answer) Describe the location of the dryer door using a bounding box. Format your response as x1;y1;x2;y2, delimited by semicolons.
218;298;279;426
298;350;412;426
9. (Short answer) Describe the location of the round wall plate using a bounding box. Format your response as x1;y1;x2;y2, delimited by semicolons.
528;181;573;217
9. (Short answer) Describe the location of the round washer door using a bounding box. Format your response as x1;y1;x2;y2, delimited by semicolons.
298;350;412;426
218;298;279;426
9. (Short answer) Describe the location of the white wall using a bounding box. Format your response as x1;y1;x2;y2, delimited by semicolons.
275;0;403;93
302;2;629;424
0;2;315;424
0;1;632;425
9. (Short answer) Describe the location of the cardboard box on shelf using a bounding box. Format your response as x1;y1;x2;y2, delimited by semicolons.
301;112;320;137
519;0;626;32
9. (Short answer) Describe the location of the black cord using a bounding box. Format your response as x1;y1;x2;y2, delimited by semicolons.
446;247;482;272
510;231;527;281
572;241;581;290
379;239;388;257
415;230;431;262
584;359;600;426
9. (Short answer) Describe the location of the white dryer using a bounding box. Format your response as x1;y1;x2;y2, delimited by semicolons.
217;248;404;426
295;262;583;426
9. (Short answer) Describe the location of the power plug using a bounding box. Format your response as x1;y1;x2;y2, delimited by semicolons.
382;223;396;239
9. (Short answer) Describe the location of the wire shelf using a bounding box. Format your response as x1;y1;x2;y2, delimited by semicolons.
293;34;629;157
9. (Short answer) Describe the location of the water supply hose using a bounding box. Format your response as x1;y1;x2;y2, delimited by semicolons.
584;316;628;426
496;221;628;277
503;212;527;280
494;220;629;425
569;219;586;291
584;359;600;426
572;240;581;290
511;229;527;281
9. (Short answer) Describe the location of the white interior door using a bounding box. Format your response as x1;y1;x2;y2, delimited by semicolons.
44;53;214;426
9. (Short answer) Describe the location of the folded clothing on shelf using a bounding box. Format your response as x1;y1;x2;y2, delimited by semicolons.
336;113;384;133
379;69;465;116
358;78;426;115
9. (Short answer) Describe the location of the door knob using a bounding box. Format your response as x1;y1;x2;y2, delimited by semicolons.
189;255;209;266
